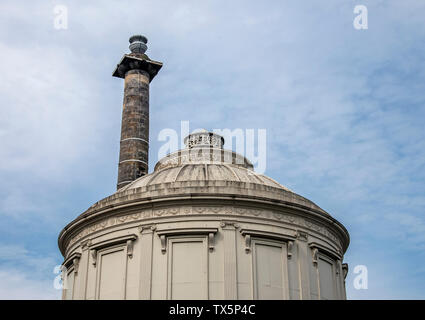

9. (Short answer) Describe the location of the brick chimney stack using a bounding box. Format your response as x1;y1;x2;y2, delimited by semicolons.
113;35;162;190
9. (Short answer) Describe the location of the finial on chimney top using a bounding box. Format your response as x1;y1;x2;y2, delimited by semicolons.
129;35;148;54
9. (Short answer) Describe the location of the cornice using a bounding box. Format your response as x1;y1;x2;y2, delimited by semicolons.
59;198;349;258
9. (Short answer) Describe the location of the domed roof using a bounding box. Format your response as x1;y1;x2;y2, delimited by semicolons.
74;131;329;219
119;161;290;191
119;131;289;192
109;131;326;215
119;133;290;192
59;131;342;257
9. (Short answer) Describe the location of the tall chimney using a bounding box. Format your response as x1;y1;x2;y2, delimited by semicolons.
113;35;162;190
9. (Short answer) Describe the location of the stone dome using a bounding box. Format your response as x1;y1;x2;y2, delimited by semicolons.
112;131;328;216
122;163;287;190
119;149;289;191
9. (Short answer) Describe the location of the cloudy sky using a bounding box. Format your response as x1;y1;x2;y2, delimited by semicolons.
0;0;424;299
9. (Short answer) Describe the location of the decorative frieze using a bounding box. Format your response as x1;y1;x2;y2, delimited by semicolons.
154;207;180;216
67;205;343;254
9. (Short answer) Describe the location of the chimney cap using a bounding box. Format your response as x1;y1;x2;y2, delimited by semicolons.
129;34;148;54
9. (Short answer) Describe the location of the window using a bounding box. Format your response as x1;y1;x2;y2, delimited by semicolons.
95;245;128;300
89;234;136;300
252;239;289;300
97;246;127;300
167;236;208;299
156;226;217;299
317;254;337;300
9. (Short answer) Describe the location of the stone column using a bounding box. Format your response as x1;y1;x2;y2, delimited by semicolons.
117;69;150;189
113;35;163;189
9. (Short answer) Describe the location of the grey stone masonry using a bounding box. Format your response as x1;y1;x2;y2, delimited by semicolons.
113;35;163;189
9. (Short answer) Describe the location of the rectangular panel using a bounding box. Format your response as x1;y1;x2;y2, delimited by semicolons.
169;237;207;299
253;240;288;300
97;247;127;300
318;257;335;300
64;269;75;300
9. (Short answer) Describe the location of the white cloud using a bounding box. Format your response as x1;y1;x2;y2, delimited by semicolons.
0;269;60;300
0;244;61;299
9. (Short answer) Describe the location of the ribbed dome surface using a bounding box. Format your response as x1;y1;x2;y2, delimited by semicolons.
119;131;291;192
78;134;329;220
101;132;330;214
119;163;291;192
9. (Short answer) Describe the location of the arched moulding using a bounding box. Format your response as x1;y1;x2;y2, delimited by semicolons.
156;227;219;254
239;228;297;254
88;234;138;267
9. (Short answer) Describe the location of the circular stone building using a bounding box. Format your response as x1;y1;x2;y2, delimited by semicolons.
58;36;349;300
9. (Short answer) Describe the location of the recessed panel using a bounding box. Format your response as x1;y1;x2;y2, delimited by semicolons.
64;270;75;300
170;239;207;299
254;242;286;300
318;257;335;300
98;248;126;300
